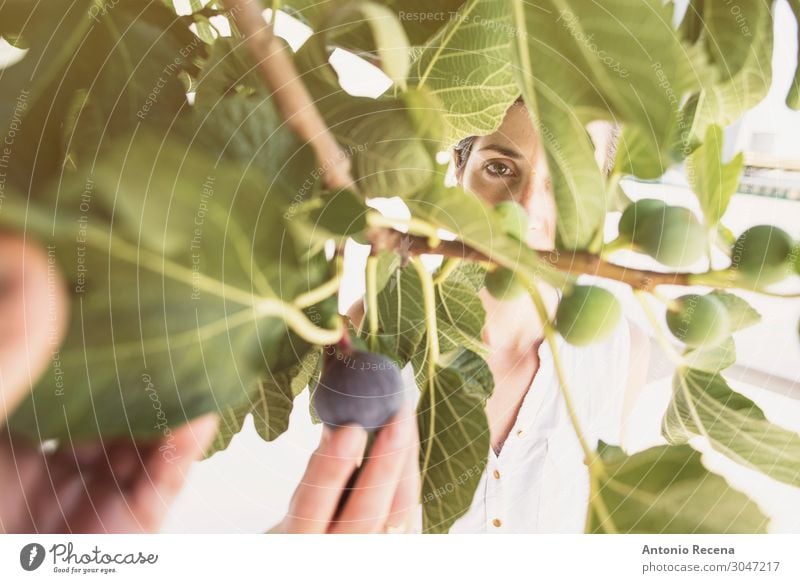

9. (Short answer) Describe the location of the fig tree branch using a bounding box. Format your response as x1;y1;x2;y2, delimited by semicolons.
365;226;691;290
221;0;354;190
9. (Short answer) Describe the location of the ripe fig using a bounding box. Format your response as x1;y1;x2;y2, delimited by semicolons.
485;266;526;301
666;294;730;348
494;200;528;242
554;285;622;346
630;205;706;268
730;225;795;286
312;345;405;431
618;198;666;238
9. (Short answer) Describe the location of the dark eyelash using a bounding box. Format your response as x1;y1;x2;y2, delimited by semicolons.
485;162;514;177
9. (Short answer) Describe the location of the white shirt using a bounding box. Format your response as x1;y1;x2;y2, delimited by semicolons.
405;318;632;533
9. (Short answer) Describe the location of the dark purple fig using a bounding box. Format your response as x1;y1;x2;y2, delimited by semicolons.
312;345;405;431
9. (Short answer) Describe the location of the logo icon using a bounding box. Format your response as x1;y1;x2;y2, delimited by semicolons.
19;543;46;571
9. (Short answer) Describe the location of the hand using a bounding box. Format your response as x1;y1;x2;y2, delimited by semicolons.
0;234;219;533
276;400;420;534
0;414;218;533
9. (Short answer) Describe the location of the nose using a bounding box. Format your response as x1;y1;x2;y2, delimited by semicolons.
514;173;537;209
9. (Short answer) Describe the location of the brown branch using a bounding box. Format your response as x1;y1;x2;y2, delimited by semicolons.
221;0;354;190
366;227;489;262
365;227;692;290
547;251;690;290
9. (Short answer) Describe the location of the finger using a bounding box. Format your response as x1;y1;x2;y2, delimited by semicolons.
384;414;420;532
31;446;88;533
58;438;166;533
282;424;367;534
37;439;118;533
126;413;219;532
0;235;68;425
0;434;45;532
330;401;415;534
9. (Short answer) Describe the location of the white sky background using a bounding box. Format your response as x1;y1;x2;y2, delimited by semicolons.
1;1;798;533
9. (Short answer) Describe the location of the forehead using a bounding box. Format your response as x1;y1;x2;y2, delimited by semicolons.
472;103;539;163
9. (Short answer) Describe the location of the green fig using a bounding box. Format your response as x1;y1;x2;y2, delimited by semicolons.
794;243;800;275
731;225;795;286
494;200;528;242
554;285;622;346
485;267;526;301
618;198;667;238
666;294;730;348
631;205;706;268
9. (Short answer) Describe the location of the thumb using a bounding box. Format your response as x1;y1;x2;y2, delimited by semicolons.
0;234;69;426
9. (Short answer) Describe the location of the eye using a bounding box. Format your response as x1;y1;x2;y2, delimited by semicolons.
484;161;516;178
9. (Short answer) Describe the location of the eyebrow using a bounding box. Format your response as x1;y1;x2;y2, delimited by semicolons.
478;143;524;160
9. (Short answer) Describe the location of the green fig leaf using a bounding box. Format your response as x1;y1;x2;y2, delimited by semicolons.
418;358;492;533
663;368;800;488
686;125;744;227
410;0;519;146
588;440;769;533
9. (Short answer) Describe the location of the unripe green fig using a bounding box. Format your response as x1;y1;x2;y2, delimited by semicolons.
494;200;528;241
484;267;526;300
730;225;795;286
312;345;405;430
794;243;800;275
665;294;730;348
631;205;706;268
554;285;622;346
618;198;666;238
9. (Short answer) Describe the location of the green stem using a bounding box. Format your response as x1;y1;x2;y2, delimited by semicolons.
257;299;343;345
634;291;684;366
411;258;440;483
526;280;616;532
366;255;380;351
293;274;340;309
366;212;442;245
599;236;634;258
648;288;680;312
525;282;595;467
433;258;461;285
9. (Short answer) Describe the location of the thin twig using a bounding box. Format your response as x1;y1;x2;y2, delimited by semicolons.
221;0;354;190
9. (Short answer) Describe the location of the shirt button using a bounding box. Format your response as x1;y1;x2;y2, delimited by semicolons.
493;469;501;479
517;429;524;437
492;518;502;528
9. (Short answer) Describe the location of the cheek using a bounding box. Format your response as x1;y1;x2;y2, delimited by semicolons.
462;167;507;206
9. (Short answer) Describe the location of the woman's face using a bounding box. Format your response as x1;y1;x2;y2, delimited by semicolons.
455;103;557;252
